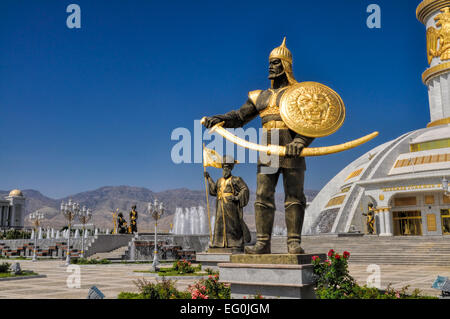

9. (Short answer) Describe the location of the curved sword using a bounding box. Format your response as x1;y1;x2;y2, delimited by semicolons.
201;118;378;157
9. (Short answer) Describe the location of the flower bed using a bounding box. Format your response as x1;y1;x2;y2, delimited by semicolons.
118;274;230;299
311;249;437;299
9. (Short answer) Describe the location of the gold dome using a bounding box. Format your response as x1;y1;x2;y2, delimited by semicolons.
9;189;23;197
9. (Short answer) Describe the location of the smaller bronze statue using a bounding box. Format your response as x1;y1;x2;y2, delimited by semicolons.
117;213;128;234
204;155;251;251
129;205;138;234
362;203;376;234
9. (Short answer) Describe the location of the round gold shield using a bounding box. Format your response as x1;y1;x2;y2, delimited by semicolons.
280;81;345;137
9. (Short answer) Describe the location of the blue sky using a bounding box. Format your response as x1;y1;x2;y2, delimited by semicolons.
0;0;430;198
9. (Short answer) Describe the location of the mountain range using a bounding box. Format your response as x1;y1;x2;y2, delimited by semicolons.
0;186;318;232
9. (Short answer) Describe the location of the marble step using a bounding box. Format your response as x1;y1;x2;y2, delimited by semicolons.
268;236;450;265
89;245;129;260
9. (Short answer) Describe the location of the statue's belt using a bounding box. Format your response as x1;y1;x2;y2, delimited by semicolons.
262;120;288;130
217;192;233;201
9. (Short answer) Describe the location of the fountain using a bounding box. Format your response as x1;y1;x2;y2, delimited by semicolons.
171;206;213;235
272;225;287;236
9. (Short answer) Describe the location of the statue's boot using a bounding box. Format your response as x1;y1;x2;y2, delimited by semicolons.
285;203;305;254
245;204;274;254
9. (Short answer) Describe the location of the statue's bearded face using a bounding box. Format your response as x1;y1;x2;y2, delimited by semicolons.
222;164;233;179
268;58;284;79
298;93;330;125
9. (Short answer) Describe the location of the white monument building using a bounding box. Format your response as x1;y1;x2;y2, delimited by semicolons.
305;0;450;237
0;189;26;230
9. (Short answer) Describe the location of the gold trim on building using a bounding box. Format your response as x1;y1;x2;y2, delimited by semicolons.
382;184;442;192
427;213;437;231
345;168;363;181
340;186;351;193
425;195;435;204
410;138;450;151
427;116;450;127
422;61;450;84
417;0;450;24
374;206;391;213
443;194;450;204
394;197;417;207
393;152;450;168
325;195;346;208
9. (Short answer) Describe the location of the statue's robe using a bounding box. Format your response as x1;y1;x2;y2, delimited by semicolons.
129;210;138;233
209;176;251;248
117;217;128;234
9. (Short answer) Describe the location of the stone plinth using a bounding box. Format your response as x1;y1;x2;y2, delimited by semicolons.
218;253;325;299
196;252;232;270
207;247;243;254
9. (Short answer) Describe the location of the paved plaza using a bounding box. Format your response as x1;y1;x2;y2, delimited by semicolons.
0;259;447;298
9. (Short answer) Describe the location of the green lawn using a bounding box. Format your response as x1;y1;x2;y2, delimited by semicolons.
0;271;39;278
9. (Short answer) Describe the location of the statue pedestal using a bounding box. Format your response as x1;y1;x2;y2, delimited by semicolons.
196;247;243;270
218;253;325;299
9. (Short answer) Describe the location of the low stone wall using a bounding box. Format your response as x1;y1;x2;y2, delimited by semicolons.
0;238;93;249
0;237;95;258
0;235;134;258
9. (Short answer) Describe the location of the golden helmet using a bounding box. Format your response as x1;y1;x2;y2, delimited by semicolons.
269;37;292;64
268;37;297;87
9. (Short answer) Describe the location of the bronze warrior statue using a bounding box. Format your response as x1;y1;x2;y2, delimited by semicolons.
203;38;314;254
117;213;128;234
129;205;138;234
204;156;251;251
363;203;376;235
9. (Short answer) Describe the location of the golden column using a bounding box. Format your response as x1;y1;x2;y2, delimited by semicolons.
417;0;450;127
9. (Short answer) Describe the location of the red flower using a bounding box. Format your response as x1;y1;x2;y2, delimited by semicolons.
335;254;341;259
312;255;319;261
327;249;335;257
343;251;350;259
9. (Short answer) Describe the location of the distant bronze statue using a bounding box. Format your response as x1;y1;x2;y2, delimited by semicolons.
204;156;251;251
129;205;138;234
117;213;128;234
112;209;119;234
362;203;376;234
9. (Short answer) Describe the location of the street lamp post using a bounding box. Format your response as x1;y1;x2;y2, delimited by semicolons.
28;211;44;262
77;206;92;259
148;199;164;271
60;199;80;266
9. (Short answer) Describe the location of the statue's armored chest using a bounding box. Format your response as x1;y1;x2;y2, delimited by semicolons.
252;88;288;118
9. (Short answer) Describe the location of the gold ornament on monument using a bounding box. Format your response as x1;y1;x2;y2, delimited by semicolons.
426;7;450;64
280;81;345;137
